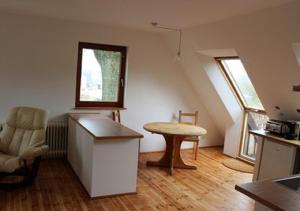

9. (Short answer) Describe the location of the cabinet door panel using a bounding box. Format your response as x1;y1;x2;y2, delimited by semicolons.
258;140;296;180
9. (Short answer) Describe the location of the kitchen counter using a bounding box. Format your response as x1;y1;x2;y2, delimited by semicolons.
236;175;300;211
67;113;143;198
69;113;143;140
250;130;300;148
250;130;300;182
243;130;300;210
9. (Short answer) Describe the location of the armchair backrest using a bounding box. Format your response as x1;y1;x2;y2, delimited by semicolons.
0;107;48;156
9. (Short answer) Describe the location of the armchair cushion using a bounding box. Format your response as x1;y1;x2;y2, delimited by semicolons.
0;152;21;173
6;107;47;130
19;145;48;160
0;107;48;173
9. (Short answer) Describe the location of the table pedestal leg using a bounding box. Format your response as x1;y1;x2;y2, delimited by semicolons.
146;135;197;174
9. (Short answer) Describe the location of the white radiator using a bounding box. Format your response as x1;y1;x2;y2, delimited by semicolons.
45;121;68;159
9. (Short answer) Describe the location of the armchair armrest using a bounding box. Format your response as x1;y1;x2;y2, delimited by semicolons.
19;145;49;160
0;138;5;153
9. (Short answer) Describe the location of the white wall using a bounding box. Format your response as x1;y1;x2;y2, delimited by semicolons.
201;56;244;157
163;1;300;157
0;12;223;152
292;43;300;67
187;1;300;120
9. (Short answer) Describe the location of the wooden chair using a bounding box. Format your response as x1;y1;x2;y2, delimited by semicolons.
178;110;200;160
112;110;121;123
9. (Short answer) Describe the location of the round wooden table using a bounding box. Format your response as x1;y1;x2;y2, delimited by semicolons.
143;122;207;175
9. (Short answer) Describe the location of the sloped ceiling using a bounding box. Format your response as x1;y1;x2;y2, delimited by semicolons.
0;0;295;30
164;1;300;123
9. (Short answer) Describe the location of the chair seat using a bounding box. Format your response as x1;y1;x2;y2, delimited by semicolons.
0;152;21;173
184;136;199;142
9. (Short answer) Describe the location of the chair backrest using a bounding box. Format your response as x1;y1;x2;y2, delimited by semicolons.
0;107;48;156
112;110;121;123
178;110;199;126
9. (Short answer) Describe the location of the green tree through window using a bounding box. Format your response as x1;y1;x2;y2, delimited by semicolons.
93;50;121;101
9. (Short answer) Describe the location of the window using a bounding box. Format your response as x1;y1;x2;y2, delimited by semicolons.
241;111;268;161
216;57;267;163
216;57;264;111
75;42;127;108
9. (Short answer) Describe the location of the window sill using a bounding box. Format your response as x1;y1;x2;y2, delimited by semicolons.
72;107;127;110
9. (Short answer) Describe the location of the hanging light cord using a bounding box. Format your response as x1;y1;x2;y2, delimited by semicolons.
151;22;182;57
178;29;182;57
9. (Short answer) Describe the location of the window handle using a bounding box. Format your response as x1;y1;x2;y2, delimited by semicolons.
121;79;124;87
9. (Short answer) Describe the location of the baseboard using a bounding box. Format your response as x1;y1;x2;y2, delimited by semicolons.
139;145;224;154
90;192;137;200
198;145;224;149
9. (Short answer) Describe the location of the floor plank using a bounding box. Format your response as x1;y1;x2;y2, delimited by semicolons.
0;147;254;210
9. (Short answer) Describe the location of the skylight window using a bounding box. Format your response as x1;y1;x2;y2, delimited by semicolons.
216;57;264;111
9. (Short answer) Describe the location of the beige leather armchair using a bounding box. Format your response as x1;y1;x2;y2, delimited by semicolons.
0;107;48;188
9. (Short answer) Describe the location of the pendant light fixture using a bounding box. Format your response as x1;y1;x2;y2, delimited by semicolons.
151;22;182;57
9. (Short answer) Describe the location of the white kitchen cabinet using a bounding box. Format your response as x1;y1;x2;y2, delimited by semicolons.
257;139;297;180
241;130;300;211
68;114;143;198
251;130;300;181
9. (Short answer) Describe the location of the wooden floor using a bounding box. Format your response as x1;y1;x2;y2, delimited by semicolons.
0;147;254;210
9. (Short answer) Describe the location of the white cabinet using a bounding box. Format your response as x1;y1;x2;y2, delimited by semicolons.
245;131;300;211
257;140;296;180
251;130;300;182
257;138;297;180
68;115;143;198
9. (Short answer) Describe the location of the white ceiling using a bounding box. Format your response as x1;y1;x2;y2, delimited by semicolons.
0;0;296;30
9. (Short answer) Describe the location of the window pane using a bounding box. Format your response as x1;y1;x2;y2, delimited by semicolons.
241;111;269;161
80;48;121;102
221;59;264;110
